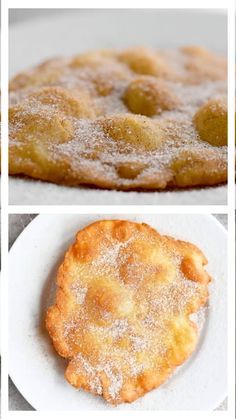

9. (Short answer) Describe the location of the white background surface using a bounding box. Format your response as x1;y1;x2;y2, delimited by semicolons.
9;214;227;411
9;9;227;205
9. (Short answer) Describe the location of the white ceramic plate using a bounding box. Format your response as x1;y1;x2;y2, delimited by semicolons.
9;9;227;205
9;214;227;410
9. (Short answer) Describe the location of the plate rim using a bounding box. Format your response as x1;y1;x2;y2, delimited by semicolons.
8;214;228;411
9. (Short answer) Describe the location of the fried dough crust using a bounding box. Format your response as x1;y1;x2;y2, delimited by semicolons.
9;46;227;189
46;220;211;404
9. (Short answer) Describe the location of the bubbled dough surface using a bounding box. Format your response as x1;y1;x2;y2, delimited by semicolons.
46;220;211;405
9;46;227;190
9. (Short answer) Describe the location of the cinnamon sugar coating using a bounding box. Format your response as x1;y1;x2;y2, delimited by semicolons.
9;46;227;189
45;220;211;404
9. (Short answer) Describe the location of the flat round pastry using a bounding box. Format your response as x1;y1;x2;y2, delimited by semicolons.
45;220;211;404
9;46;227;190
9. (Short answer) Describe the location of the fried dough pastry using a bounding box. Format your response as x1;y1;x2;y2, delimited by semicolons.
45;220;211;404
194;98;227;147
9;46;227;190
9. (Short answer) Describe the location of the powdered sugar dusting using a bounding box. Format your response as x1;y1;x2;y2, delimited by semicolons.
57;223;210;402
71;283;88;304
9;47;227;190
190;306;207;331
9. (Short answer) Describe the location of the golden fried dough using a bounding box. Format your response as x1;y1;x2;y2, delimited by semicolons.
29;86;97;119
194;98;227;146
123;76;180;116
118;46;170;77
100;114;164;150
9;58;65;91
46;220;211;404
181;45;227;83
9;46;227;189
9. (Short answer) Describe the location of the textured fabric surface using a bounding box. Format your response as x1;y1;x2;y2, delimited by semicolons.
9;178;227;206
